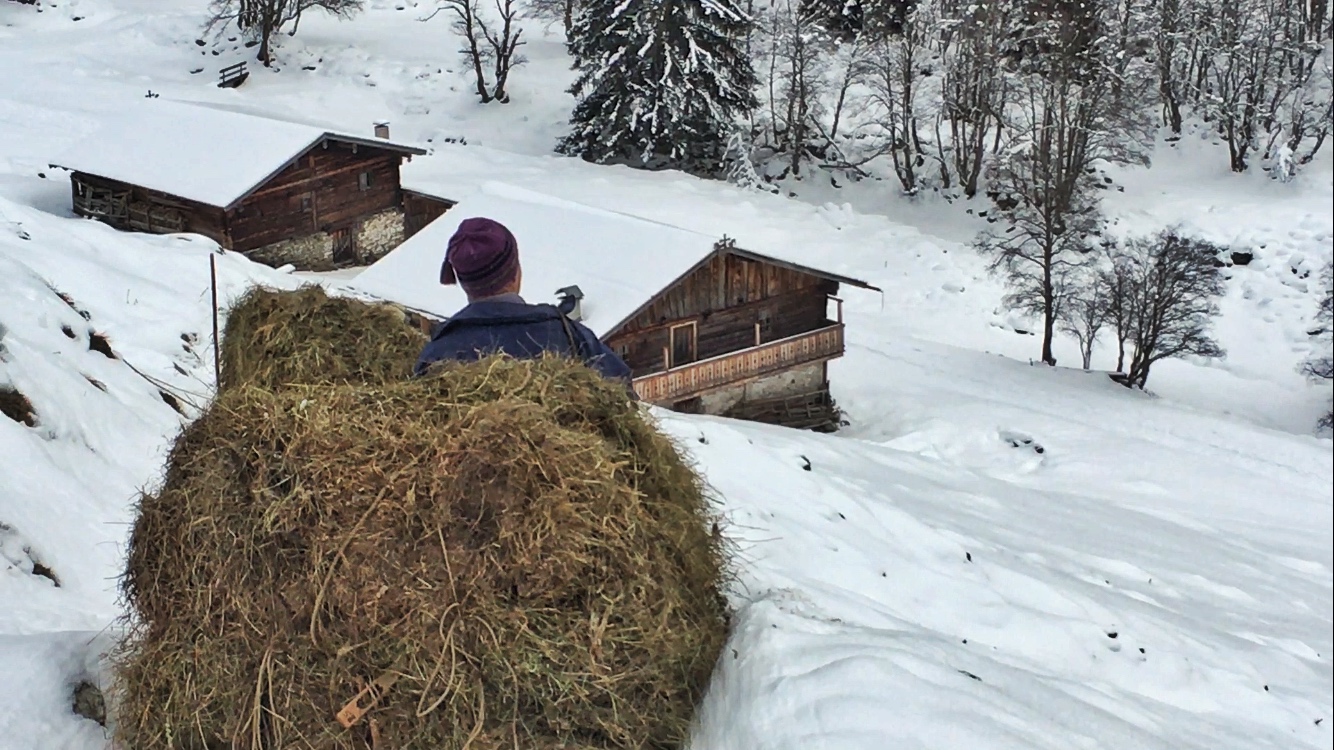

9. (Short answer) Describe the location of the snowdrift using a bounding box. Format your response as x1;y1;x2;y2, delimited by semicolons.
115;291;727;749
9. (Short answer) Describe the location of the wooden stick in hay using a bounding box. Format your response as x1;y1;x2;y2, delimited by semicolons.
336;671;399;729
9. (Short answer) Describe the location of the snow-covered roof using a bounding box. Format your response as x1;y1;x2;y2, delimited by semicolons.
350;182;876;338
49;99;426;210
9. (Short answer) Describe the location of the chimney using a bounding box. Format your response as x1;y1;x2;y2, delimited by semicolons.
373;121;390;140
556;285;585;322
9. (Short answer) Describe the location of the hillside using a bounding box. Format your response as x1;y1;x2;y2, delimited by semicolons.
2;0;1332;748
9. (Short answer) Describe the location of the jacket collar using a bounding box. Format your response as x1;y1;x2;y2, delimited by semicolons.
468;292;526;305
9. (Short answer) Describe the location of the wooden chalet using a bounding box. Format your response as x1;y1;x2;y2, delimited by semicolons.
49;100;432;270
352;185;880;432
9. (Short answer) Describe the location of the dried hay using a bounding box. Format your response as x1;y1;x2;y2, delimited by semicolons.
219;286;427;391
117;353;729;750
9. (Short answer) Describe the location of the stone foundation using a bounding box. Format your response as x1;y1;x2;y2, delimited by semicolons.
355;208;406;264
244;208;407;271
247;233;335;270
686;362;827;414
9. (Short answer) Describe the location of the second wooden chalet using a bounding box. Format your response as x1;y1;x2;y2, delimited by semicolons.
49;100;436;270
352;184;880;431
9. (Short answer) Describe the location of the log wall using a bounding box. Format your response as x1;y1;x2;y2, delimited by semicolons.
226;142;404;253
403;191;456;238
606;253;837;374
70;173;228;245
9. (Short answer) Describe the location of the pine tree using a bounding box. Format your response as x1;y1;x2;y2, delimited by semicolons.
558;0;759;175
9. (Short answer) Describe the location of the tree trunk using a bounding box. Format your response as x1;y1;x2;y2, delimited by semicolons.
466;17;491;102
1229;138;1248;172
1041;310;1056;366
1162;92;1182;134
259;20;274;66
1134;360;1152;388
1041;239;1057;366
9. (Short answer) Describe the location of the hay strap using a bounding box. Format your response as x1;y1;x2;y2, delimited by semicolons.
336;671;399;730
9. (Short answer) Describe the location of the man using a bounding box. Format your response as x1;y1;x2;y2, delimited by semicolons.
413;216;636;393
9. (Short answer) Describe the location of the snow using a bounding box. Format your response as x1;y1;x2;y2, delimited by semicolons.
353;182;722;334
676;348;1332;749
353;181;873;336
49;98;424;209
1;1;1331;749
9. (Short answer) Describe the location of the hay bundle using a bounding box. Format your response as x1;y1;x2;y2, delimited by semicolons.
117;353;729;749
219;286;428;390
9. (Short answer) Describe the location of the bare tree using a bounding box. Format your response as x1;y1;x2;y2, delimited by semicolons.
1183;0;1329;173
756;0;832;178
207;0;363;66
1112;230;1228;389
936;1;1011;198
1265;13;1333;176
861;0;934;193
827;32;871;146
1156;0;1188;133
1099;248;1137;373
978;152;1102;367
1302;261;1333;428
429;0;526;103
1060;271;1111;370
977;0;1153;366
523;0;580;37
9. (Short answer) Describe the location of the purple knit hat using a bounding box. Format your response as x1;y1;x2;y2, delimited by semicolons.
439;217;520;298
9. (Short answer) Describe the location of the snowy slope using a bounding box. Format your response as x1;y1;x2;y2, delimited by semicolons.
1;0;1332;748
676;402;1331;749
0;196;300;748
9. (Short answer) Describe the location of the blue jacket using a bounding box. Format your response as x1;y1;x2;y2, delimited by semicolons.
413;297;636;392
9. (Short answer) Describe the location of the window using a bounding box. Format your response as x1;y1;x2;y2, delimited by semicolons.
758;309;772;336
358;172;372;191
299;194;312;212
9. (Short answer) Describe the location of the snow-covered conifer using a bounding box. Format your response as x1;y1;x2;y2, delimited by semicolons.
558;0;759;176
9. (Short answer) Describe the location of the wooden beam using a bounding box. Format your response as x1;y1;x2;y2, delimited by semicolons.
238;158;397;203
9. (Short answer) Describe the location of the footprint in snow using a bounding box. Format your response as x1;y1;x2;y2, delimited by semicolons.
999;430;1045;456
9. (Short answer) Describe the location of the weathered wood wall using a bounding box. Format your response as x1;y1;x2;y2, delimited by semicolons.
71;173;228;245
226;142;403;252
606;252;838;374
403;191;456;238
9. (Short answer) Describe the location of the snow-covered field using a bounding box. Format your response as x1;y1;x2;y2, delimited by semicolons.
1;0;1331;748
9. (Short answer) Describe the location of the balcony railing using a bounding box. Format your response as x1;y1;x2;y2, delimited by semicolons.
633;322;845;404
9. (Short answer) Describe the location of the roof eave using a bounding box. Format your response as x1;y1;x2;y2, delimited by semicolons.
602;242;881;338
401;187;459;204
727;246;882;292
48;163;228;209
221;133;429;211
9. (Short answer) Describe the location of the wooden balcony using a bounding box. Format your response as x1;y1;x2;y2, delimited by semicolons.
633;323;845;404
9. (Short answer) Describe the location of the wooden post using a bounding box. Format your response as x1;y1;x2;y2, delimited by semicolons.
662;346;670;371
210;254;221;388
754;322;761;347
832;296;844;324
